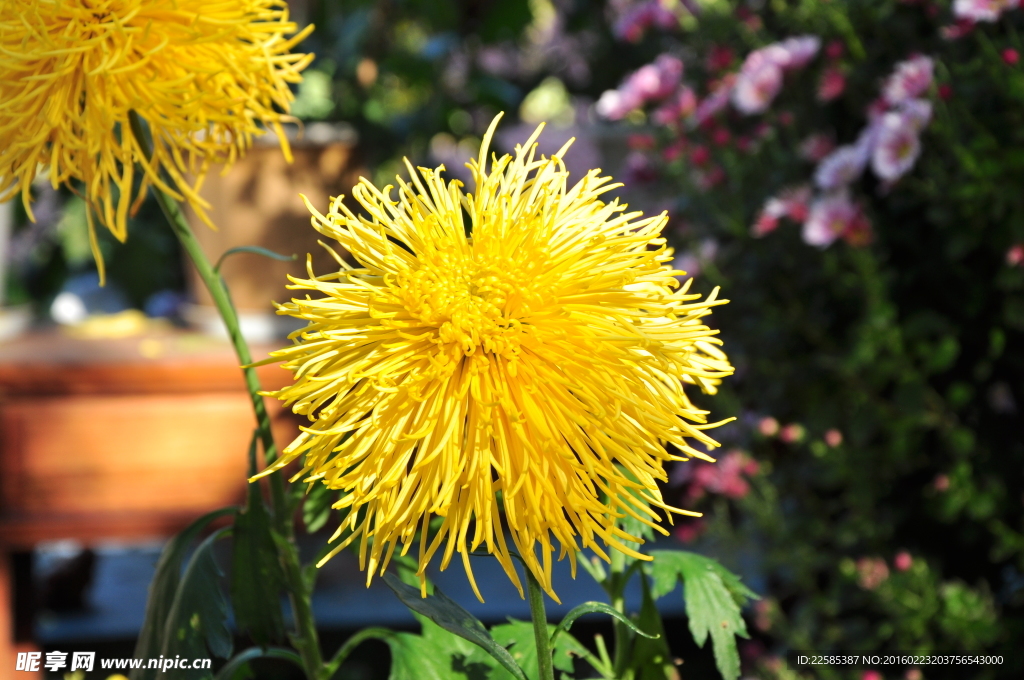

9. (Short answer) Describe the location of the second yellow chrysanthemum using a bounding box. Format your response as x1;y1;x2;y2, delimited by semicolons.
0;0;312;279
257;114;734;600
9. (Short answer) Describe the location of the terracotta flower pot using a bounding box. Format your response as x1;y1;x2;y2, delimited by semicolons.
183;123;365;340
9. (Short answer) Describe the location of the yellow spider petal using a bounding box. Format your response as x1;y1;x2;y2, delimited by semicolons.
0;0;312;280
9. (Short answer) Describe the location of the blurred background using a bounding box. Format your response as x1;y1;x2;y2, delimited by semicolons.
1;1;1022;679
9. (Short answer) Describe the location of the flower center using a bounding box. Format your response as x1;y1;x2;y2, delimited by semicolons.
398;246;548;358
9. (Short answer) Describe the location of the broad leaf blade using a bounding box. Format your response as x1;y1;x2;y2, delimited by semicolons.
159;528;234;679
630;575;679;680
383;572;528;680
648;550;758;680
131;507;235;680
231;436;286;647
492;619;592;680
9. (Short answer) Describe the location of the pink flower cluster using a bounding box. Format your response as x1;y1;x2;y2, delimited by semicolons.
732;36;821;114
599;36;820;125
755;56;934;248
597;54;685;120
675;449;760;501
614;0;693;43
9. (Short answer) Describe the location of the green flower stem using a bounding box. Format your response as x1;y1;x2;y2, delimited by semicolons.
128;112;326;680
608;548;630;677
526;570;555;680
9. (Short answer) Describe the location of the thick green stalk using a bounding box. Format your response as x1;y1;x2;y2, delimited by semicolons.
608;548;630;677
128;112;325;680
526;571;555;680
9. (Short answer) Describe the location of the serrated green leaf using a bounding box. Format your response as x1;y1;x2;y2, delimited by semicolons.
648;550;758;680
383;572;528;680
131;507;235;680
231;434;286;648
159;528;234;679
386;615;518;680
492;619;593;680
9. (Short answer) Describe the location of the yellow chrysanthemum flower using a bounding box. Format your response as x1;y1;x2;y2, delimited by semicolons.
256;115;734;600
0;0;312;279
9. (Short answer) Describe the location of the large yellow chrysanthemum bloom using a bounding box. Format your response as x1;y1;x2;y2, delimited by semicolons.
0;0;312;280
256;115;734;600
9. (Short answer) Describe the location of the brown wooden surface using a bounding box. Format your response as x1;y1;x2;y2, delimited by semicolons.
0;328;294;396
0;327;304;664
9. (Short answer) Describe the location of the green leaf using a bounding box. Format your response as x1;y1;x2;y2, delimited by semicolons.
214;246;296;273
552;601;657;644
492;619;593;680
231;434;286;648
214;647;304;680
131;507;235;680
160;528;235;679
648;551;758;680
629;575;679;680
302;481;333;533
382;572;528;680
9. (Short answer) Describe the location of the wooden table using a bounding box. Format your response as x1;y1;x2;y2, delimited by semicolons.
0;328;300;675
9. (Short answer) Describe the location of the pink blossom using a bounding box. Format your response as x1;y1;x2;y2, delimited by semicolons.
856;557;890;590
679;450;758;500
614;0;681;42
941;18;977;40
752;185;811;236
674;519;706;543
1004;47;1021;64
800;133;836;162
758;416;780;436
814;144;868;189
953;0;1020;22
652;86;697;124
596;88;640;120
825;40;845;60
663;139;687;162
894;551;913;572
629;54;684;100
691;75;736;125
707;44;735;72
818;66;846;101
1007;243;1024;265
779;423;806;443
862;671;884;680
803;192;862;247
597;54;683;120
934;474;951;491
690;144;711;165
871;111;924;181
883;55;934;105
824;428;843;447
775;36;822;69
899;98;933;132
732;59;783;114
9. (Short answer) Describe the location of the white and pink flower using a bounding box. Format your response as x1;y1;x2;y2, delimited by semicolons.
732;57;784;114
953;0;1020;23
690;75;735;125
871;107;930;181
803;191;866;248
814;144;868;189
883;55;934;105
752;185;811;236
